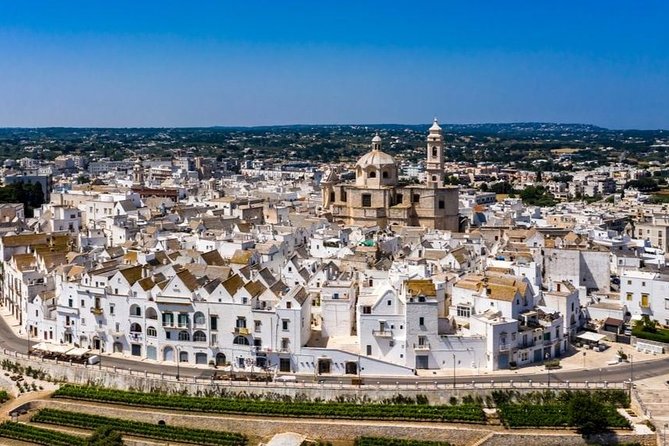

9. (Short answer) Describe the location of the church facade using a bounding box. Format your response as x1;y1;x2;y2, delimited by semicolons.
322;120;460;231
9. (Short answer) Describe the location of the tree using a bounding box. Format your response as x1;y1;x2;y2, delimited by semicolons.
87;426;124;446
567;393;608;435
479;183;489;192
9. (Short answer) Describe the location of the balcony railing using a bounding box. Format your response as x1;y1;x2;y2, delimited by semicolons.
234;327;250;335
372;329;393;337
413;342;430;351
90;307;103;316
499;343;514;351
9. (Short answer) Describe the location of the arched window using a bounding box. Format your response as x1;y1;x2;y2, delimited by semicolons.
130;323;142;333
233;336;249;345
193;312;206;326
146;308;158;320
382;171;389;179
369;171;377;178
432;175;437;181
193;330;206;342
130;304;141;317
178;331;190;341
147;326;157;337
432;147;437;157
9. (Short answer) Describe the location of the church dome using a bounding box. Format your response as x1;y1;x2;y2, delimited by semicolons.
356;149;396;169
356;134;396;169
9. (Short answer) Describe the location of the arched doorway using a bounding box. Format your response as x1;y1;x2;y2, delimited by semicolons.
113;342;123;353
163;346;175;362
215;353;226;366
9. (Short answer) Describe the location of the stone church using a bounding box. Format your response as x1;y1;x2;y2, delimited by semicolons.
322;119;460;231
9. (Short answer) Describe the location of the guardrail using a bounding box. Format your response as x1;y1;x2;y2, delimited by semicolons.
1;348;630;392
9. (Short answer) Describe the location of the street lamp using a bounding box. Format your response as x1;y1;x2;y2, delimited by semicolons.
176;346;181;380
452;353;456;389
545;352;551;387
663;423;668;446
582;351;586;369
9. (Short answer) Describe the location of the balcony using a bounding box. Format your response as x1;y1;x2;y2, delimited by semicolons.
499;343;514;351
234;327;250;336
372;329;393;337
413;342;431;351
90;307;103;316
129;332;142;342
162;321;175;328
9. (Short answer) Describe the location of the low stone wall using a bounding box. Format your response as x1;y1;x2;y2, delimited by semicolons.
481;432;656;446
0;349;628;404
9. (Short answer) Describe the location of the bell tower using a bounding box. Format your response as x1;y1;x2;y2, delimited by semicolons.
425;118;444;187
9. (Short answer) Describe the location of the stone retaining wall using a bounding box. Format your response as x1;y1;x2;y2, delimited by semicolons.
26;399;656;446
1;350;628;404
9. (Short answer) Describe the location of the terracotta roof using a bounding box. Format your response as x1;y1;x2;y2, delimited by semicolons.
119;265;143;285
200;250;225;266
136;276;155;291
222;274;244;296
244;280;266;298
406;279;436;297
1;233;48;247
230;249;253;265
176;269;199;292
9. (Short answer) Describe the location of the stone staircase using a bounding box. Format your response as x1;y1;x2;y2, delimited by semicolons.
634;378;669;445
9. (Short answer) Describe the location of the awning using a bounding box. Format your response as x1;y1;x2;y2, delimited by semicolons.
577;332;607;343
65;347;90;357
32;342;73;354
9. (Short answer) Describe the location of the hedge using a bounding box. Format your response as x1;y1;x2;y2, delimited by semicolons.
54;385;486;423
32;408;247;445
0;421;86;446
355;438;453;446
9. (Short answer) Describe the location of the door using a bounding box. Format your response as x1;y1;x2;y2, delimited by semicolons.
146;346;157;360
131;344;141;357
415;355;429;369
216;353;226;366
279;358;291;372
113;342;123;353
533;349;542;363
195;353;207;365
345;362;358;375
498;352;509;369
318;359;332;374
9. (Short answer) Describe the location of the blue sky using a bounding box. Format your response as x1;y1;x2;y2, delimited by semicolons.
0;1;668;128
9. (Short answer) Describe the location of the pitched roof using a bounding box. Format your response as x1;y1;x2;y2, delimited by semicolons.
200;250;225;266
244;280;266;298
222;274;244;296
175;269;199;292
405;279;437;297
119;265;143;285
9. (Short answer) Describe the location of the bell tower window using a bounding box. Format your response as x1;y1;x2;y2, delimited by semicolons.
432;147;437;157
382;171;389;179
362;194;372;207
369;171;377;178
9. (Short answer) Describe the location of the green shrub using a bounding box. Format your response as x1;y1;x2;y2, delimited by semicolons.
32;408;247;445
54;385;486;423
0;421;86;446
355;438;453;446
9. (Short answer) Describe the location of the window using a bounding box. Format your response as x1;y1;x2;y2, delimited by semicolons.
178;331;190;341
147;326;157;337
282;319;289;331
341;189;347;202
432;147;437;157
366;345;372;355
412;194;420;203
387;300;391;306
281;338;290;350
665;299;669;310
68;299;73;308
362;194;372;207
193;312;205;326
382;171;389;179
419;317;425;326
626;293;633;301
457;305;471;318
254;320;262;333
236;317;247;328
329;191;335;202
438;200;445;209
177;313;189;327
395;193;403;204
362;306;372;314
193;331;206;342
641;294;650;308
210;316;218;330
286;301;292;309
369;171;376;178
109;305;115;315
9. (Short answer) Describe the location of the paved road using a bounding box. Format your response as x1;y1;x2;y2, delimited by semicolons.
1;312;667;384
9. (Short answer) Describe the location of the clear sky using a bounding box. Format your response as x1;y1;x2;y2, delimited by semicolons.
0;1;668;129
